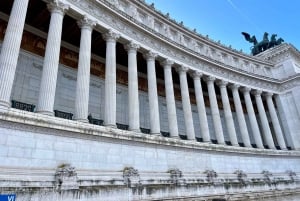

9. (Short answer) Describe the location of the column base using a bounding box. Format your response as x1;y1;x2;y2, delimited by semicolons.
244;144;252;148
170;135;180;139
36;110;54;116
232;143;239;147
129;128;141;133
75;118;89;123
256;144;265;149
104;124;117;128
150;132;161;136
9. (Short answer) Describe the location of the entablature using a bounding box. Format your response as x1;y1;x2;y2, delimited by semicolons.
106;0;275;72
258;43;300;65
8;0;293;93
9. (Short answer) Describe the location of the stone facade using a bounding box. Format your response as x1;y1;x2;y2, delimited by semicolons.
0;0;300;200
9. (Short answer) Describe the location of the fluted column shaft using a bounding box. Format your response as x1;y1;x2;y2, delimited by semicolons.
162;60;179;138
217;81;238;146
37;2;69;115
145;52;160;134
230;84;251;147
125;42;140;131
74;18;95;122
0;0;29;110
242;87;264;148
103;30;120;127
205;76;225;144
266;93;287;149
192;72;210;142
177;66;195;140
254;90;275;149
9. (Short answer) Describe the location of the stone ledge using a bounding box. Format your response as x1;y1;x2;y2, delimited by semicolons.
1;108;300;156
0;166;299;201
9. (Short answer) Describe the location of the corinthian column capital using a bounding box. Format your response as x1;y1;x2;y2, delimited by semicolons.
102;29;120;42
229;83;240;91
144;51;158;61
77;15;96;30
47;0;69;15
190;71;203;79
252;89;262;96
176;65;189;74
161;59;174;68
124;41;140;52
204;75;215;83
216;80;228;88
241;86;251;93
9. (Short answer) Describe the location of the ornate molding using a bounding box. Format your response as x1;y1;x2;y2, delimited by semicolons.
64;0;284;93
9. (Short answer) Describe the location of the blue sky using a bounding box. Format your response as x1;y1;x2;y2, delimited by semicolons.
145;0;300;54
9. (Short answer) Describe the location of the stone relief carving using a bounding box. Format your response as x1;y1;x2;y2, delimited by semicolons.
234;170;248;185
204;170;218;183
262;170;273;184
55;164;79;190
123;167;140;187
168;168;183;185
287;170;297;182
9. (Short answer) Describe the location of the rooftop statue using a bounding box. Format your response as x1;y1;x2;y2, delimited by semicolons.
242;32;284;55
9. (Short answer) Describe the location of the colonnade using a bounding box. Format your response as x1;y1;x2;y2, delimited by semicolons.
0;0;288;150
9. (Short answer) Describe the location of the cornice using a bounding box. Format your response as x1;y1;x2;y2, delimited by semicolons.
131;0;271;62
59;0;284;92
67;0;273;68
257;43;300;65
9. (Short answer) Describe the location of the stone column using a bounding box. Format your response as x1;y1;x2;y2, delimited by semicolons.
205;76;225;145
191;72;210;142
217;81;239;146
176;66;195;140
36;1;69;115
125;41;140;131
74;17;95;122
230;84;251;147
161;59;179;138
144;51;160;134
0;0;29;111
102;30;120;127
242;87;264;149
265;92;287;150
253;90;275;149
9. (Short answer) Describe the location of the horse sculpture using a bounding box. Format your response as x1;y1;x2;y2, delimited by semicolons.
242;32;284;55
268;34;277;49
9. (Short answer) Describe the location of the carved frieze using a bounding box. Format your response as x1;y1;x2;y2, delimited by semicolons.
55;164;79;190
